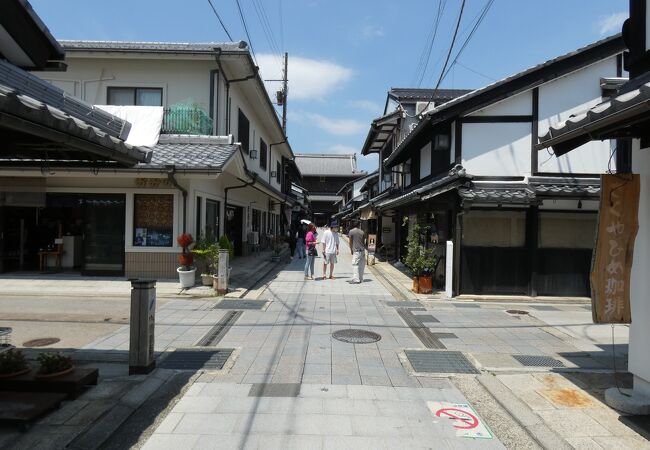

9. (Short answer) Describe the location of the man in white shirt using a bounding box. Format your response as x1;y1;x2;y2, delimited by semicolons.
321;221;340;280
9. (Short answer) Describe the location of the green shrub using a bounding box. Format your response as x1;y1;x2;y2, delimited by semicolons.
0;348;29;374
218;235;235;260
37;352;73;375
404;223;437;277
193;234;220;273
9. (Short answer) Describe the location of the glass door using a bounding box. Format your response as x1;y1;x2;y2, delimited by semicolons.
82;194;126;275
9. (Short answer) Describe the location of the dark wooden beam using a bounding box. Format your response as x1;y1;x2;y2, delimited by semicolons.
531;87;539;175
460;115;533;124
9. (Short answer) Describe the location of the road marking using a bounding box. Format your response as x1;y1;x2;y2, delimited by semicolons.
427;401;493;439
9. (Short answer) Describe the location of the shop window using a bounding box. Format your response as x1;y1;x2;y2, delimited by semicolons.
107;87;162;106
133;194;173;247
205;199;220;238
463;210;526;247
252;209;261;232
276;161;281;183
539;212;596;249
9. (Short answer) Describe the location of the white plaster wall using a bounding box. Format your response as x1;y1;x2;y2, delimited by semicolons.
538;57;618;174
629;141;650;395
468;90;532;116
461;122;531;176
420;143;432;179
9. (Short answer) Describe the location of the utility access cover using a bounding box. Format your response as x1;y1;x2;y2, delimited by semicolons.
512;355;565;368
405;350;480;374
158;348;234;370
214;300;267;310
332;329;381;344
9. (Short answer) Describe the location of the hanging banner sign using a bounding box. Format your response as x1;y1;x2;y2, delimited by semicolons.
590;174;640;324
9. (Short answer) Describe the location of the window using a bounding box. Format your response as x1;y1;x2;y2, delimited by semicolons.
252;209;261;232
238;109;250;153
463;210;526;247
260;139;268;170
133;194;173;247
205;199;220;238
539;212;596;249
276;161;281;183
107;87;162;106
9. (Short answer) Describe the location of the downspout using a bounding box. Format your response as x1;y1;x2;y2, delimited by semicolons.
224;175;257;211
209;69;219;134
268;140;287;184
167;166;188;234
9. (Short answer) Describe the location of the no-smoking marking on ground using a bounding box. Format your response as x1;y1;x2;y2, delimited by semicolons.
427;401;493;439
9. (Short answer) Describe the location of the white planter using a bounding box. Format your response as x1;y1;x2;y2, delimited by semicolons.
201;274;214;286
177;268;197;288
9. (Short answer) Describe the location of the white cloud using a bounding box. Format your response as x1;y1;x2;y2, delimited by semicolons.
362;23;384;39
325;144;359;154
257;54;353;101
307;113;366;135
598;12;627;35
348;100;381;113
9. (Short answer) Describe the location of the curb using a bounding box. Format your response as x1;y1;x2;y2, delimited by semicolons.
476;374;571;450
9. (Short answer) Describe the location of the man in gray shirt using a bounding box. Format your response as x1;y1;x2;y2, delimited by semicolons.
347;220;366;284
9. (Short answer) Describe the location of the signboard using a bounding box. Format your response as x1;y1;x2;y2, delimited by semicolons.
427;401;493;439
591;174;640;324
367;234;377;253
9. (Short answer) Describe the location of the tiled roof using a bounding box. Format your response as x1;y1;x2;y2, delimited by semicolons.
459;178;600;204
294;153;365;176
141;136;238;170
459;186;536;204
0;82;150;167
60;40;247;54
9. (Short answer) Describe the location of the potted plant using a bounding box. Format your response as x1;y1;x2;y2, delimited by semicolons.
177;233;196;288
404;224;437;294
36;352;74;378
218;235;235;260
271;235;283;262
0;348;30;378
193;235;219;286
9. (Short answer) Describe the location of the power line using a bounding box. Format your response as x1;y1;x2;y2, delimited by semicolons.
414;0;448;88
278;0;285;52
234;0;257;64
250;0;283;68
455;60;496;81
207;0;234;41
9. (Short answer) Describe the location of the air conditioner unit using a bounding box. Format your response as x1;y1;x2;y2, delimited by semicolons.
416;101;434;115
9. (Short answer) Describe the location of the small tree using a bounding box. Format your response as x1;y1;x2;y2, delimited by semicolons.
404;224;437;277
177;233;194;271
193;234;219;274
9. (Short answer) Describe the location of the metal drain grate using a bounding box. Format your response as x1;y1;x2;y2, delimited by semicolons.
214;300;268;310
405;350;480;374
414;314;440;323
531;305;560;311
397;309;445;349
196;311;242;346
454;303;481;308
512;354;565;367
386;301;422;308
332;329;381;344
159;348;234;370
506;310;529;315
248;383;301;397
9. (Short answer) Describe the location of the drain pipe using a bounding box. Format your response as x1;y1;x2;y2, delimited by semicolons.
268;139;288;184
224;174;257;211
167;166;188;234
214;46;258;134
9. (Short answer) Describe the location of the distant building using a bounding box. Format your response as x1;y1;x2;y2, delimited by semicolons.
294;153;366;226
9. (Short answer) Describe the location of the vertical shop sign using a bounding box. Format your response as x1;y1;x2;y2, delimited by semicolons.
590;174;639;324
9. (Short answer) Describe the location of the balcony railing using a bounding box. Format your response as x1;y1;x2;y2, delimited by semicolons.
161;107;213;135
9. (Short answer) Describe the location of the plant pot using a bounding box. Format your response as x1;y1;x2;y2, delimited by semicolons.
0;367;30;379
177;267;197;288
201;274;214;286
418;275;433;294
36;366;74;378
412;276;420;293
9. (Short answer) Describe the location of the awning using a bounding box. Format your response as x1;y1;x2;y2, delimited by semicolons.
361;109;403;155
537;77;650;155
375;171;465;210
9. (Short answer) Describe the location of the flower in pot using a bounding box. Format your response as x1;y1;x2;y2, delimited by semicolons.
177;233;196;288
36;352;73;377
0;348;30;378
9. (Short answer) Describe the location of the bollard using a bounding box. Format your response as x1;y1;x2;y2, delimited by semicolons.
129;279;156;375
216;249;229;295
445;241;453;299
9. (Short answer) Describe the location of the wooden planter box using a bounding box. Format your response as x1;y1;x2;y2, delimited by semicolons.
1;367;98;399
412;275;433;294
0;391;67;430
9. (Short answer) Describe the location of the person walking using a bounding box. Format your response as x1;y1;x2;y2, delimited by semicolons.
321;221;340;280
304;224;317;280
296;223;306;259
348;220;366;284
287;224;297;258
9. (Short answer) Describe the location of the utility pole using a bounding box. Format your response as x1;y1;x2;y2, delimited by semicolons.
282;52;288;135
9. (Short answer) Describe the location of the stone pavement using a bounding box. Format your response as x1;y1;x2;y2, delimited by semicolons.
140;240;508;449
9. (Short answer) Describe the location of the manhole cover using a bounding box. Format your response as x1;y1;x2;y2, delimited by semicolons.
405;350;480;374
531;305;560;311
506;310;529;315
512;354;565;367
332;329;381;344
22;338;60;347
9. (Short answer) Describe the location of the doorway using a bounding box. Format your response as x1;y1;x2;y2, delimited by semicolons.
224;204;243;256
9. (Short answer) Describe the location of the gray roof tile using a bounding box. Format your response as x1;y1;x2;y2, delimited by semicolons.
294;153;365;176
60;40;247;54
141;141;238;170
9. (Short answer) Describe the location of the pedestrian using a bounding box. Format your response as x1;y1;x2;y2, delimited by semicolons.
304;223;317;280
287;224;297;257
321;221;340;280
296;223;306;259
347;220;366;284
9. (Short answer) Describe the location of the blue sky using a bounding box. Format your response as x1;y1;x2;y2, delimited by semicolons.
32;0;627;172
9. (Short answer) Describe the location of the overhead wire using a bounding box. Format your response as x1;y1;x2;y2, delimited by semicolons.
234;0;258;64
207;0;234;41
415;0;448;88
